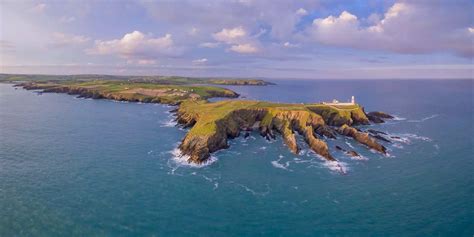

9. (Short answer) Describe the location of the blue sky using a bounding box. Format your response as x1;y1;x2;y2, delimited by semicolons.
1;0;473;79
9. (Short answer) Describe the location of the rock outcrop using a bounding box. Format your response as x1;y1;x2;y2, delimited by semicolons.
175;99;393;164
307;105;370;126
367;111;394;123
335;145;362;158
337;124;387;154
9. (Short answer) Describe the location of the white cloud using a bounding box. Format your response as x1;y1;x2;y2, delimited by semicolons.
212;26;260;54
87;31;179;60
213;26;247;44
52;32;90;46
296;8;308;16
283;42;299;48
308;2;474;57
199;42;220;48
192;58;208;64
230;43;259;53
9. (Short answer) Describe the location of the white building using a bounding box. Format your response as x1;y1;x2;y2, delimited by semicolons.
323;96;355;106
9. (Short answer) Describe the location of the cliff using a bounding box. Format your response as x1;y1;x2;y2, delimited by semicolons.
17;81;238;105
176;100;383;164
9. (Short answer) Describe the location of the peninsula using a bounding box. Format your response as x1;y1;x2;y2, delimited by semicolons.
3;74;394;166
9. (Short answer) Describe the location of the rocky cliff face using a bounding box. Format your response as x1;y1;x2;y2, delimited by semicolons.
306;105;370;126
176;100;383;164
337;124;387;154
177;107;337;164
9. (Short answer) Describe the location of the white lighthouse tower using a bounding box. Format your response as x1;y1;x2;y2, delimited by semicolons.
351;96;355;104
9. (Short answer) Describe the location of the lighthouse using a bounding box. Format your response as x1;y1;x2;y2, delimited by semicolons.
351;96;355;104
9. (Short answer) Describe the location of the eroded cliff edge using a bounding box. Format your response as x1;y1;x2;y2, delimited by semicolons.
176;100;389;164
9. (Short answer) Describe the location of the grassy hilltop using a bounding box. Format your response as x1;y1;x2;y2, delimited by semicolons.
2;74;274;105
176;100;378;164
16;80;240;105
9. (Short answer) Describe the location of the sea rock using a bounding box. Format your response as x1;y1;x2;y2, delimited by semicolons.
337;124;386;154
334;145;362;158
367;111;394;123
367;129;388;135
368;111;394;119
244;132;250;139
346;150;361;158
372;134;391;143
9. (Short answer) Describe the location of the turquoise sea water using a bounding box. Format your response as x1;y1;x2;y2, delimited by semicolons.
0;80;472;236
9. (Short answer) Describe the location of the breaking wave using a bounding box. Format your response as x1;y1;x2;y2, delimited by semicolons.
323;160;348;174
161;118;177;127
408;114;439;123
232;182;271;197
271;155;292;171
170;147;217;168
392;115;406;121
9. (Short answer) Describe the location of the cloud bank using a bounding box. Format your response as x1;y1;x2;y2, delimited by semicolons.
308;2;473;57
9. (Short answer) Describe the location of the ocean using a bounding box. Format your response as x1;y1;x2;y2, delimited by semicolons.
0;79;472;236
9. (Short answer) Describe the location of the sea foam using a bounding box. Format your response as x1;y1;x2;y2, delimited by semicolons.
170;147;217;168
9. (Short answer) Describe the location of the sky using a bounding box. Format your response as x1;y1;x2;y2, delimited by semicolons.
0;0;473;79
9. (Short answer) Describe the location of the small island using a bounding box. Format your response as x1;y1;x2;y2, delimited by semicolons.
3;74;394;167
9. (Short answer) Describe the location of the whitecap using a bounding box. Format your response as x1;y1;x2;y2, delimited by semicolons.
397;133;432;142
271;155;292;171
390;136;411;144
345;141;355;149
408;114;439;123
160;119;177;127
323;160;348;174
169;148;217;168
392;115;406;121
392;143;404;149
299;149;308;156
271;160;292;171
265;139;276;144
234;183;270;197
349;154;368;161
